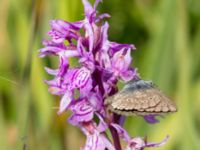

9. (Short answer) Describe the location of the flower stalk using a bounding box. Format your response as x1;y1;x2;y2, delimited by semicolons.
109;125;122;150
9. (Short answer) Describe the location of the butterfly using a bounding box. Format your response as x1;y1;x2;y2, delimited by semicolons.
104;79;177;116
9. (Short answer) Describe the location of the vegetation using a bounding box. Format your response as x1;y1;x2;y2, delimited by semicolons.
0;0;200;149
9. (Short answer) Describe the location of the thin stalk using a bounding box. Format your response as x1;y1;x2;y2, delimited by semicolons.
109;125;122;150
109;114;122;150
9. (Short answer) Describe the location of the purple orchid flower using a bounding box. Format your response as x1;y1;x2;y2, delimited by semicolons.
81;121;115;150
111;124;169;150
39;0;170;149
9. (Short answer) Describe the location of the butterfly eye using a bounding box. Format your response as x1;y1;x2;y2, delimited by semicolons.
149;81;153;85
136;84;141;89
147;81;154;87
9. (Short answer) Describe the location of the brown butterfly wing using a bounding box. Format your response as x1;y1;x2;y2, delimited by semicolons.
107;88;177;116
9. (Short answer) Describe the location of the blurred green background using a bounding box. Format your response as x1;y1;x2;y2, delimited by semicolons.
0;0;200;149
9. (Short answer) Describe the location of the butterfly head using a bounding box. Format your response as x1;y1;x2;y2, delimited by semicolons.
123;79;155;92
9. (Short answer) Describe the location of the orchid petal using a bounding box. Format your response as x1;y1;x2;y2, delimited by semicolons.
96;113;108;132
143;115;160;124
83;132;115;150
79;78;93;97
72;67;91;88
57;91;73;115
145;135;169;148
94;0;102;9
125;137;145;150
48;86;65;95
44;67;58;75
112;48;132;72
120;68;137;82
95;13;110;23
111;123;131;142
109;42;136;56
82;0;95;21
44;78;60;87
39;46;65;57
69;99;94;125
87;92;102;111
84;22;94;51
58;50;79;58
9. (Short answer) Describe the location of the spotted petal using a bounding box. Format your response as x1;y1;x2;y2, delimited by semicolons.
69;99;94;125
72;67;91;88
83;132;115;150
